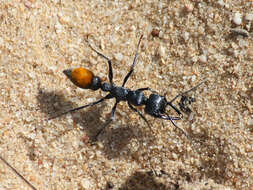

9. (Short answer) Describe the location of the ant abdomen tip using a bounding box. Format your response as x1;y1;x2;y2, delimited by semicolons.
64;68;95;89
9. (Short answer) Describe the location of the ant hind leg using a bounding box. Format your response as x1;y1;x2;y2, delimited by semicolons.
48;94;112;120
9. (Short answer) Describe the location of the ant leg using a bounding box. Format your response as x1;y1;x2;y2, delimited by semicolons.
169;79;207;104
167;101;182;116
85;37;113;84
122;35;143;87
48;94;112;120
137;87;158;94
157;113;189;139
93;101;119;140
128;102;154;133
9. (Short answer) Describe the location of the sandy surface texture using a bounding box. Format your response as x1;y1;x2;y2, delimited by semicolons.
0;0;252;190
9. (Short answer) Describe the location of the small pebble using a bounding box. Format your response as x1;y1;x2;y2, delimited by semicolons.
217;0;225;6
55;22;63;34
24;1;33;8
233;12;242;25
172;153;178;159
151;29;160;37
114;53;123;61
158;45;166;58
184;3;194;13
182;31;190;41
80;178;93;189
0;37;4;46
199;54;207;63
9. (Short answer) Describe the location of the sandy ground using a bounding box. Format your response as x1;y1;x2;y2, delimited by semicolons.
0;0;252;190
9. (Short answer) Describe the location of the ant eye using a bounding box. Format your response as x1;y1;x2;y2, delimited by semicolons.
63;68;94;89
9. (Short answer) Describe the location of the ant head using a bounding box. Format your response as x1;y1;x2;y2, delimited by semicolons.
63;68;101;90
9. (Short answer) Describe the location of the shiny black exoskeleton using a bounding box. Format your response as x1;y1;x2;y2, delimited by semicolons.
50;35;205;139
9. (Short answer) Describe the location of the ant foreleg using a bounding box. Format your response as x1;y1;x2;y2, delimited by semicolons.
122;35;143;87
166;101;182;116
157;113;189;139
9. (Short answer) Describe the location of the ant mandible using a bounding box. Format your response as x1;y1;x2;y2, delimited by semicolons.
49;34;206;140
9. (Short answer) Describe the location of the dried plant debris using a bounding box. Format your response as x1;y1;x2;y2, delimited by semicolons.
0;156;37;190
178;95;196;114
230;28;250;37
169;80;207;115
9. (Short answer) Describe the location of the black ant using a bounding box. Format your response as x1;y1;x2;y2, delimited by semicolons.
49;35;206;140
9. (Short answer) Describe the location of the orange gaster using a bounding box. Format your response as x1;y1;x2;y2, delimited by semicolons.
64;68;94;89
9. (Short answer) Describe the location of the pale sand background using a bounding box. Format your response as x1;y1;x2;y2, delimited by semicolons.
0;1;252;189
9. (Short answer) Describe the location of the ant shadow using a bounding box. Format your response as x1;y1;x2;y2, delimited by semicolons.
36;88;155;159
115;171;172;190
36;90;236;187
103;169;192;190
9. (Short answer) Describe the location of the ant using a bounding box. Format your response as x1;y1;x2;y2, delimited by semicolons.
49;34;206;140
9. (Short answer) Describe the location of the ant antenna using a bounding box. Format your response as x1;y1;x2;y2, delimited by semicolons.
169;79;207;104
